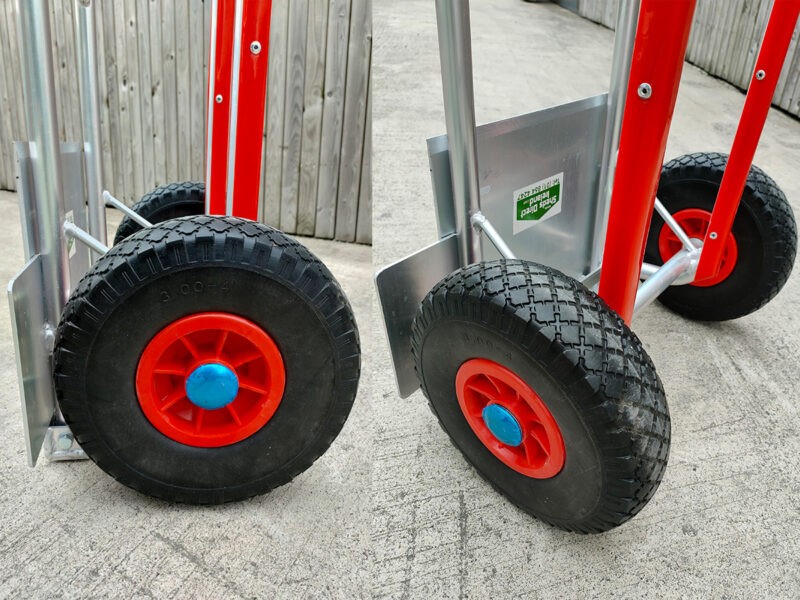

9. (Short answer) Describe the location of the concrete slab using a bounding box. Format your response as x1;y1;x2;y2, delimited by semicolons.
0;191;373;598
373;1;800;598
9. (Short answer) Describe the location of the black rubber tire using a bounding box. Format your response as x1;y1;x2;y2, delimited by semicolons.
54;216;360;504
645;152;797;321
411;260;670;534
113;181;205;245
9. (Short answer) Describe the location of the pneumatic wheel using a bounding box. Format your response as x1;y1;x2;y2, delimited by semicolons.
54;216;360;504
411;260;670;533
113;181;206;244
645;152;797;321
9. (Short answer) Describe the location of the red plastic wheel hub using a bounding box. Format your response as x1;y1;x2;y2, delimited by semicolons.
658;208;738;287
136;312;285;447
455;358;565;479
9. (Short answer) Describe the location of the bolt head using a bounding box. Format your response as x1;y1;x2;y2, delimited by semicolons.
56;433;74;451
637;83;652;99
755;69;766;81
215;94;223;104
250;41;262;55
709;232;718;240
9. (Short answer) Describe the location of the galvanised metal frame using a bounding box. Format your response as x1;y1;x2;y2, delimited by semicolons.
8;0;274;466
375;0;800;396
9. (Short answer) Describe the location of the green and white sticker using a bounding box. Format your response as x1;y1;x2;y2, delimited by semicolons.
513;172;563;234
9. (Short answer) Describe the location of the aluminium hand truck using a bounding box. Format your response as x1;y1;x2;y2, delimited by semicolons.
8;0;360;504
376;0;799;533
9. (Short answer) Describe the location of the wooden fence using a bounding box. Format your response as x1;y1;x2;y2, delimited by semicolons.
0;0;371;243
573;0;800;119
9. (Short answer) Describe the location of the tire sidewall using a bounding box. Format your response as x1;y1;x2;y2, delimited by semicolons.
419;317;605;524
58;220;359;502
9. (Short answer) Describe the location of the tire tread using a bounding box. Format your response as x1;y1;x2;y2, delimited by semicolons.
411;260;669;533
55;216;360;504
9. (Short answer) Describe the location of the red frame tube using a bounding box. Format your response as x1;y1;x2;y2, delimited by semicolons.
206;0;272;219
598;0;697;323
694;0;800;283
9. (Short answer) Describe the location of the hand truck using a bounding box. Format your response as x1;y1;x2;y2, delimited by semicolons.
376;0;799;533
8;0;360;504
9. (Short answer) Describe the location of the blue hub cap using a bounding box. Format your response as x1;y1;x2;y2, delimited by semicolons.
481;404;523;447
185;363;239;410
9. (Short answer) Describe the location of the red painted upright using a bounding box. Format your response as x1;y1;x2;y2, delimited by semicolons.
206;0;272;219
694;0;800;283
598;0;697;323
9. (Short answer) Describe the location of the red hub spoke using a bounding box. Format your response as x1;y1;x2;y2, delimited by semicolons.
226;404;242;426
239;378;269;395
153;364;187;376
136;312;286;448
179;335;201;360
214;330;229;357
193;408;206;433
160;389;187;412
233;352;262;368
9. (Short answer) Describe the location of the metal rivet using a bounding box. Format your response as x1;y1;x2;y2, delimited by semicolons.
637;83;652;99
709;232;718;240
755;69;766;81
250;41;262;55
57;433;74;451
215;94;223;104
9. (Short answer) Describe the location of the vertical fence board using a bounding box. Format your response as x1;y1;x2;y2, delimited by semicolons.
136;0;155;194
100;1;122;199
94;1;115;195
189;2;205;182
113;1;135;201
355;72;371;245
1;0;371;243
335;0;370;242
148;0;166;187
296;0;329;236
175;0;192;182
161;1;179;184
0;3;15;189
125;0;145;200
315;0;352;239
280;0;309;234
262;1;290;228
1;2;23;156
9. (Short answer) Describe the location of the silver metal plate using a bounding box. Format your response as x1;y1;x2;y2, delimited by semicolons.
8;255;56;467
375;235;460;398
428;94;609;280
15;141;91;292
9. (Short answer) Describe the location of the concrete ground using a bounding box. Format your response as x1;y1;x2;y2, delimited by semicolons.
373;1;800;599
0;193;373;598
